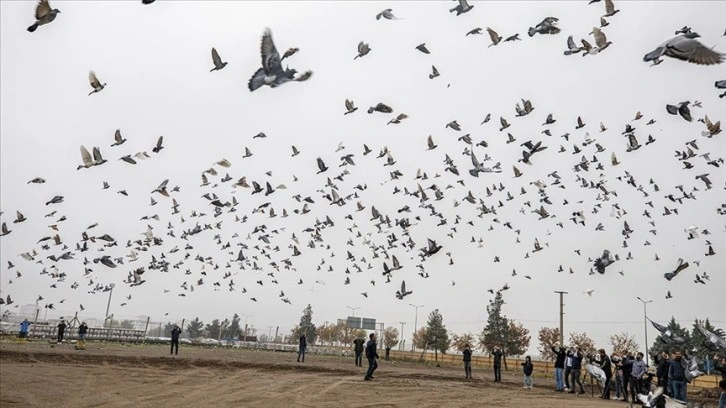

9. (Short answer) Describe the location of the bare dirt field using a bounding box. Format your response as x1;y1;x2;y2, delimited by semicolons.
0;341;716;407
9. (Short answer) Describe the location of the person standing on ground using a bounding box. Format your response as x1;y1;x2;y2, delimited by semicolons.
56;319;67;343
714;354;726;382
18;319;32;342
612;354;625;401
492;345;503;382
564;347;575;391
630;352;648;402
385;345;391;361
353;337;364;367
598;349;612;399
656;352;670;395
77;322;88;350
568;347;585;395
170;325;181;355
522;356;534;389
669;351;687;402
620;352;634;398
463;344;473;379
297;333;307;363
552;344;566;391
364;333;379;381
717;379;726;408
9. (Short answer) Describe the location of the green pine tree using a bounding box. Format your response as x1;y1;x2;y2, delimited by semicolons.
186;317;204;339
425;309;450;359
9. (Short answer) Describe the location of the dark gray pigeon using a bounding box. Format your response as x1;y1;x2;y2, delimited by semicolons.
663;258;689;281
665;101;692;122
648;318;686;344
415;43;430;54
593;249;615;273
450;0;473;15
528;17;560;37
248;28;312;92
27;0;60;32
643;33;724;65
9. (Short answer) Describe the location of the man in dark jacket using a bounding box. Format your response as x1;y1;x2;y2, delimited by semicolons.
170;325;181;355
353;337;365;367
492;346;503;382
599;349;613;399
463;344;473;379
714;354;726;382
669;351;687;402
56;320;67;343
77;322;88;350
620;353;634;397
656;352;670;393
364;333;379;381
552;344;566;391
568;347;585;394
297;333;307;363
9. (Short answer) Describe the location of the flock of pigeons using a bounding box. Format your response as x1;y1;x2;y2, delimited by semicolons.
1;0;724;343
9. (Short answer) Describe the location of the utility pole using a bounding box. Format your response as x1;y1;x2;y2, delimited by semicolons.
105;284;115;328
399;321;406;351
409;303;424;351
554;291;568;344
637;297;653;361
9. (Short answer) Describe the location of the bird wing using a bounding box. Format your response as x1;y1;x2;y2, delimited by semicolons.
260;28;282;74
486;27;499;43
89;71;100;87
604;0;615;14
648;319;668;334
459;0;470;7
668;37;725;65
36;0;51;20
114;129;122;143
92;146;104;162
156;136;163;149
211;47;222;66
592;28;608;48
317;157;326;172
345;99;354;111
80;145;93;166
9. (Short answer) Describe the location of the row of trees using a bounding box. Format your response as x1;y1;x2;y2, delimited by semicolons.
140;314;257;340
286;299;724;360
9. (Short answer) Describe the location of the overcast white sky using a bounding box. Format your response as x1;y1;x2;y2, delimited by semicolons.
1;1;725;354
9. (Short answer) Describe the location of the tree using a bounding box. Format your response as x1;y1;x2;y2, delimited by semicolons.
609;332;640;356
353;328;367;340
186;317;204;339
290;304;317;344
505;320;530;357
205;319;222;339
690;318;725;357
412;326;428;349
222;314;242;339
383;326;399;349
537;327;561;361
451;332;476;353
568;331;596;355
479;291;509;353
336;320;354;346
648;317;692;358
425;309;450;358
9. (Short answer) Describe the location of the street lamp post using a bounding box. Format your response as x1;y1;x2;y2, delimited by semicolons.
637;297;653;362
104;284;115;328
346;305;361;317
409;303;424;351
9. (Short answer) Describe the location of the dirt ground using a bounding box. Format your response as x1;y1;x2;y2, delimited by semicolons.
0;341;716;407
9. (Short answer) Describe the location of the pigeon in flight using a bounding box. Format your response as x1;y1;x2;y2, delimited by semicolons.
415;43;430;54
395;280;412;299
210;47;228;72
376;9;399;20
695;324;726;351
593;249;615;274
248;28;312;92
648;318;686;344
644;33;724;65
354;41;371;59
663;258;689;281
450;0;473;15
27;0;60;32
88;71;106;96
528;17;560;37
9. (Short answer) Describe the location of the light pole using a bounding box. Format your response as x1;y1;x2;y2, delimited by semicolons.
241;314;253;342
346;305;361;317
637;297;652;361
399;321;406;351
409;303;424;351
554;291;568;344
104;284;115;328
